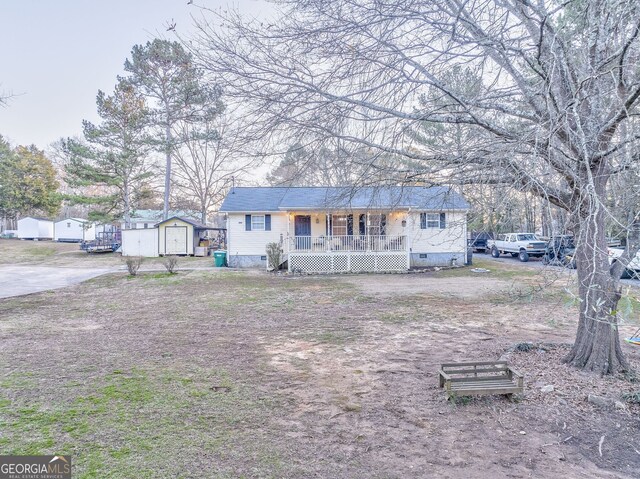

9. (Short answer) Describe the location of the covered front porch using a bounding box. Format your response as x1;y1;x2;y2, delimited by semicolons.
282;211;410;273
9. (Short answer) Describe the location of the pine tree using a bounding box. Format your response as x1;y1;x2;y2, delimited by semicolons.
123;39;223;220
62;80;154;226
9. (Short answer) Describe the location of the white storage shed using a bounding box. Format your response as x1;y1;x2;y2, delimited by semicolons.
17;217;54;240
54;218;96;242
121;228;159;257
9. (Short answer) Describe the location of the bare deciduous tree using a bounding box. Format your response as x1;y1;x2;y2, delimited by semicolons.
267;141;391;187
193;0;640;373
0;85;13;108
172;112;251;223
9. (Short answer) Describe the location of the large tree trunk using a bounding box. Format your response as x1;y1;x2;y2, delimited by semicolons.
564;204;629;374
163;107;173;221
123;181;131;229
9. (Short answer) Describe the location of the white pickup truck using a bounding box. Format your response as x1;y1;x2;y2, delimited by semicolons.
487;233;548;262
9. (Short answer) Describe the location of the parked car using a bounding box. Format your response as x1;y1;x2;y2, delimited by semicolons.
563;247;640;279
488;233;547;262
542;235;576;267
467;231;494;253
607;238;622;248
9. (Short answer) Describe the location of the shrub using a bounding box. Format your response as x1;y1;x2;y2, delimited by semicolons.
514;342;535;352
162;255;178;274
622;391;640;404
124;256;143;276
266;242;283;271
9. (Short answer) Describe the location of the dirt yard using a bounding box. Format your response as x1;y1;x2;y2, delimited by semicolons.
0;242;639;478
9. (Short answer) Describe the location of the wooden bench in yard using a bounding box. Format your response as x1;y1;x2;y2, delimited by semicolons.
438;361;523;399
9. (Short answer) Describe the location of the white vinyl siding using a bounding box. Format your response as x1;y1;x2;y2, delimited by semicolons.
410;211;466;253
227;213;287;255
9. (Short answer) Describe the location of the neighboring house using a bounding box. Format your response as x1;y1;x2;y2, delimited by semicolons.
17;217;54;240
121;209;201;230
219;186;469;273
53;218;96;243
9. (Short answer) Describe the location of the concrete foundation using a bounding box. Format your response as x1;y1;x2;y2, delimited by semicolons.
410;252;466;268
227;254;267;268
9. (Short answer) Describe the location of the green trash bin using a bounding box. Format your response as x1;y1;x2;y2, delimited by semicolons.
214;250;227;267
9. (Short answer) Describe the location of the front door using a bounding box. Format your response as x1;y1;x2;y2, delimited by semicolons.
294;215;312;250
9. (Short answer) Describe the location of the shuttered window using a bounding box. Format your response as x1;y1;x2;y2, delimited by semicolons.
245;214;271;231
420;212;446;229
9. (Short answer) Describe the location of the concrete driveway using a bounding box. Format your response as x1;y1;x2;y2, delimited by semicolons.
0;265;113;299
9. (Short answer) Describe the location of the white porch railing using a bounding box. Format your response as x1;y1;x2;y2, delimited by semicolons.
287;235;407;253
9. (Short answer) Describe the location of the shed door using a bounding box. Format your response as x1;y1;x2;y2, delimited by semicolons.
165;226;188;255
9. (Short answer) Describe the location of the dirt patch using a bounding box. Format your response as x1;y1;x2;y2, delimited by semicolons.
261;318;639;478
354;273;512;299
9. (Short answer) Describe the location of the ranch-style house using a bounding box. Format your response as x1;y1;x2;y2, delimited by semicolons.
219;186;469;273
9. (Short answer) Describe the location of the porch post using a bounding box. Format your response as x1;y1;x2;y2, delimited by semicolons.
326;212;330;251
288;238;292;272
406;210;411;270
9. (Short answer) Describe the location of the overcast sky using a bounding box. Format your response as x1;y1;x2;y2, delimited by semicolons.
0;0;273;150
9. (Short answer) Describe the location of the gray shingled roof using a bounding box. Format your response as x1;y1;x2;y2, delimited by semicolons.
219;186;469;212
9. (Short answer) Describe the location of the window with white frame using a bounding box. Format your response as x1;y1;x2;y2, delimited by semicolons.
426;213;440;228
367;214;385;236
332;215;348;236
251;214;265;231
420;212;441;229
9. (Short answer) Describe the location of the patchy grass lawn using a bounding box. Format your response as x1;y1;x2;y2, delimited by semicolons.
0;238;214;269
1;257;639;477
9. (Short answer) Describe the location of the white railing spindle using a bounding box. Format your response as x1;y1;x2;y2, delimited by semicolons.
288;235;406;253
